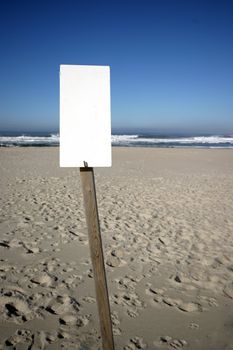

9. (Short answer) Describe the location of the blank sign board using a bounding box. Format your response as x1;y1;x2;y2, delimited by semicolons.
60;65;112;167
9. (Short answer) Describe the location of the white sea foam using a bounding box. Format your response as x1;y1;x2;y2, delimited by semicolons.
111;135;233;146
111;135;139;143
0;134;59;146
0;134;233;148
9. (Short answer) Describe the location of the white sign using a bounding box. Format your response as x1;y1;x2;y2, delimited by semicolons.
60;65;112;167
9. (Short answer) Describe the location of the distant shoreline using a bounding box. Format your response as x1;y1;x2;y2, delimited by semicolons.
1;133;233;148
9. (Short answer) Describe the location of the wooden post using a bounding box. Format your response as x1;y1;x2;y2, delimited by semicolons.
80;167;115;350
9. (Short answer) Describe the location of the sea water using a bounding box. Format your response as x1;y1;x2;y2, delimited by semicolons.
0;132;233;148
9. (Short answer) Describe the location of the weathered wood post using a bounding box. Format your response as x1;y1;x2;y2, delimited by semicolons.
80;166;114;350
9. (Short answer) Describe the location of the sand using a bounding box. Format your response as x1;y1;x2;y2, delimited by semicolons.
0;147;233;350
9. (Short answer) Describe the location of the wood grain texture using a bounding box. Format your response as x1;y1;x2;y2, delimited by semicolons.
80;167;115;350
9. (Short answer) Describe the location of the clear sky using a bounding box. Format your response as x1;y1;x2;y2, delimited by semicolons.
0;0;233;134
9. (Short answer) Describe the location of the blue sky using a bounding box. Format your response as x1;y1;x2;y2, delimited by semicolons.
0;0;233;134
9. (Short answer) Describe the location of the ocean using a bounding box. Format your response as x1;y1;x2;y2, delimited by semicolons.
0;133;233;148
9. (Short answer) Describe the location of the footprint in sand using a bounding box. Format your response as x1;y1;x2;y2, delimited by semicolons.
124;336;147;349
111;311;122;336
46;294;80;316
59;313;90;328
147;285;165;297
189;322;199;330
0;238;40;254
31;273;56;288
5;329;65;349
178;301;202;312
147;286;202;312
153;336;187;349
4;329;33;348
0;288;34;324
115;275;141;291
111;291;146;318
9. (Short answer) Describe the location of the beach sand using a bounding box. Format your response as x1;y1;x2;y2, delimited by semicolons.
0;147;233;349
